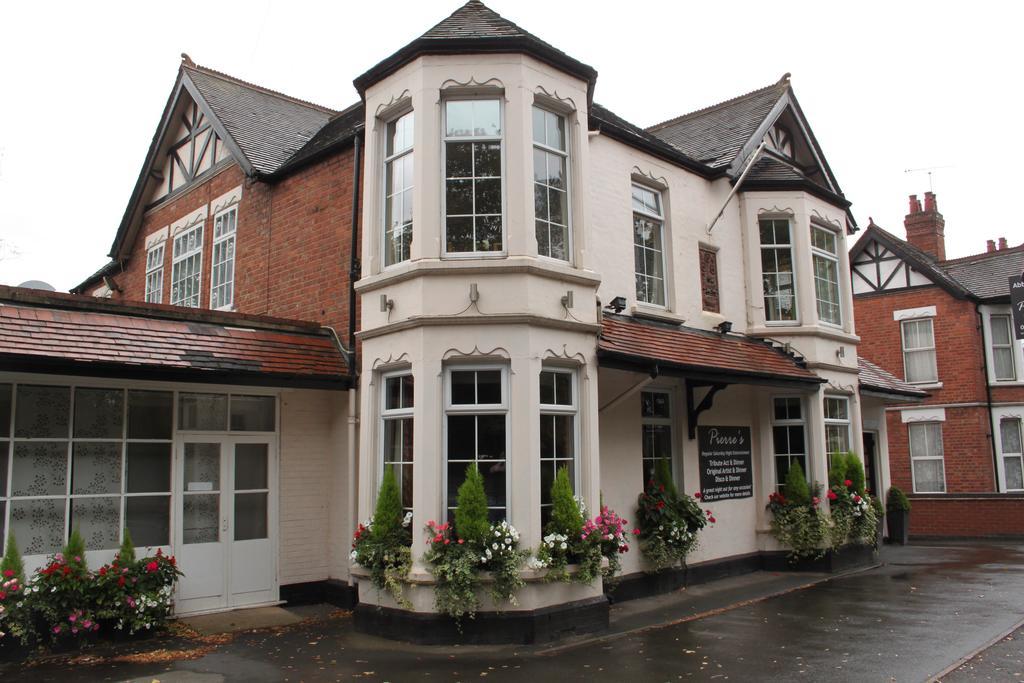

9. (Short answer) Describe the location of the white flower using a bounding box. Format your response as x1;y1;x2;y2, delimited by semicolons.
402;511;413;527
560;542;567;550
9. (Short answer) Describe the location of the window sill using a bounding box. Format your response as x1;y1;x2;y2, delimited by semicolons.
631;304;684;325
907;381;943;389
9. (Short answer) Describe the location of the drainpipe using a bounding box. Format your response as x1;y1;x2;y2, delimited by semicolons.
977;302;1001;491
347;136;362;586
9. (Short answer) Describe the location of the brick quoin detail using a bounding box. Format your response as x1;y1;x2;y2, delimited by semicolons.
112;147;361;338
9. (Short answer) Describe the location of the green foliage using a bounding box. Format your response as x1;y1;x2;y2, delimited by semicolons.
1;532;25;584
845;453;866;495
425;542;479;624
887;486;912;512
63;527;88;570
828;452;850;489
769;504;829;562
635;476;709;572
455;465;490;545
871;495;885;520
372;466;406;545
547;467;583;537
654;458;678;499
118;528;136;564
783;461;811;505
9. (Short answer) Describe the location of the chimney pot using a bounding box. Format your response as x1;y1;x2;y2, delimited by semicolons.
988;239;997;253
999;237;1008;250
924;191;938;213
904;190;945;260
908;194;922;214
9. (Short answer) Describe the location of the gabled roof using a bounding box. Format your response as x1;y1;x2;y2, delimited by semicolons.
270;102;366;178
183;63;336;176
598;314;822;387
107;58;344;262
858;357;928;401
849;222;990;300
940;245;1024;301
353;0;598;103
0;286;348;389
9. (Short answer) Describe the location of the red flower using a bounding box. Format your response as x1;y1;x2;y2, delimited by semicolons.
694;492;702;499
2;570;13;578
708;516;716;524
658;484;665;492
117;576;126;587
146;561;158;573
156;548;163;557
844;479;852;487
170;556;177;566
853;495;862;503
443;539;450;545
827;490;838;501
457;538;464;544
99;566;107;576
0;591;6;600
656;501;665;509
632;528;641;536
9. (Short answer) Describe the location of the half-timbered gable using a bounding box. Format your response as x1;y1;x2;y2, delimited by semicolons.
151;96;230;201
849;221;969;297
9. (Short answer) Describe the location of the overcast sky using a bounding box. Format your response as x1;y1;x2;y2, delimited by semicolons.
1;0;1021;291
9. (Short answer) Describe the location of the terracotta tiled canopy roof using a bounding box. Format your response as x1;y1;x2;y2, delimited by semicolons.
598;315;822;387
0;287;349;389
857;357;927;400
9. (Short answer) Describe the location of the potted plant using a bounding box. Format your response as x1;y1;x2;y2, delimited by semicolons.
886;486;911;545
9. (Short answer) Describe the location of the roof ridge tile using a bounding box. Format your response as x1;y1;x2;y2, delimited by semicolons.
184;63;338;115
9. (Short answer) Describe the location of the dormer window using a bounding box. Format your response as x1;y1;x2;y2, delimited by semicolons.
444;99;504;255
532;106;570;261
765;124;793;159
384;111;414;266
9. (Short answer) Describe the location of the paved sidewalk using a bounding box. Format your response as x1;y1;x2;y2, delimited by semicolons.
942;625;1024;681
4;541;1024;681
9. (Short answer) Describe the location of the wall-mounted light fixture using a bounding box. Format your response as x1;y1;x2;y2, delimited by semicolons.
379;294;394;313
606;296;627;313
469;283;479;303
561;290;574;309
716;320;733;334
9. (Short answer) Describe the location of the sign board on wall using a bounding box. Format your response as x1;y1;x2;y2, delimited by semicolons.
697;426;753;502
1010;276;1024;340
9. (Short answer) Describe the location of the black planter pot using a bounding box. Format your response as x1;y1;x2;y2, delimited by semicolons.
887;509;910;545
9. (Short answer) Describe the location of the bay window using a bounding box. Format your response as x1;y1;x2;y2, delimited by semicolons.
810;225;842;325
445;368;507;521
991;314;1016;381
443;99;503;254
640;390;672;484
824;396;850;468
171;222;203;307
909;422;945;493
532;107;569;261
384;111;414;266
632;184;666;306
772;397;807;491
145;244;164;304
901;318;938;383
539;368;577;527
381;373;414;512
210;207;237;310
759;218;797;322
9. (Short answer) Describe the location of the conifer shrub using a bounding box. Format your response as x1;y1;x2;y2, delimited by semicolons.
350;467;412;608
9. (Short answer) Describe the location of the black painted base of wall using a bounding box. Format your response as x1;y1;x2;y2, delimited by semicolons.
280;579;358;609
353;596;610;645
606;547;876;604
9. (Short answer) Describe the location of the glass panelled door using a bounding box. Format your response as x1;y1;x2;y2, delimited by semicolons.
175;437;276;614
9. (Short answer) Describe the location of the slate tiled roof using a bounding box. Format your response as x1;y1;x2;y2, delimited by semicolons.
589;104;716;176
598;315;821;385
857;357;927;400
939;245;1024;301
354;0;597;98
744;155;806;182
185;65;337;176
273;102;365;177
646;80;787;169
0;287;348;387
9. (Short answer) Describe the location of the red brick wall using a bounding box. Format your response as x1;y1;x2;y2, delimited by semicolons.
908;496;1024;537
886;407;996;493
111;148;360;337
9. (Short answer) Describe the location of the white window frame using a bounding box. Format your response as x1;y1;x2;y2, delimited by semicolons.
632;183;667;308
532;106;572;263
998;416;1024;492
539;367;579;523
145;243;164;304
759;217;799;324
901;318;938;384
170;222;204;308
823;395;851;469
909;422;946;494
990;314;1017;382
443;365;509;520
382;110;414;268
441;97;506;258
640;389;674;485
771;396;808;490
810;224;842;326
379;371;414;512
209;206;237;311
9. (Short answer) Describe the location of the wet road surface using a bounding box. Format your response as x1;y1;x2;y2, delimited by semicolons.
7;541;1024;682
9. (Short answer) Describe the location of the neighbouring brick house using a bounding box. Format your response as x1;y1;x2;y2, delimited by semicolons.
851;192;1024;537
0;0;923;643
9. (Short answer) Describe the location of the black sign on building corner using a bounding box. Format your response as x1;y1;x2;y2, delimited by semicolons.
1010;275;1024;340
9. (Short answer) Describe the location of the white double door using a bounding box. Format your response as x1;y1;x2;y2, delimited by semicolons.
174;435;277;614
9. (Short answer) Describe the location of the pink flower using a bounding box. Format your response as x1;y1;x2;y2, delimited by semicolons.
812;497;820;506
52;625;62;634
68;614;77;622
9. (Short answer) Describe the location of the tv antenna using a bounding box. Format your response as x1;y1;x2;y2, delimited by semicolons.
904;165;954;192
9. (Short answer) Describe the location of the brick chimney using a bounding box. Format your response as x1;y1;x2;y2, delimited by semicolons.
999;237;1008;250
988;239;997;253
904;191;945;260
